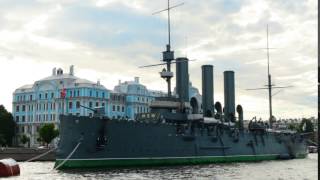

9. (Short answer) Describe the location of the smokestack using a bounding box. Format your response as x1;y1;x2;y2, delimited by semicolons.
237;105;243;130
202;65;214;117
176;57;189;102
224;71;235;122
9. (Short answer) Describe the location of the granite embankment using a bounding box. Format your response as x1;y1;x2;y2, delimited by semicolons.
0;148;55;161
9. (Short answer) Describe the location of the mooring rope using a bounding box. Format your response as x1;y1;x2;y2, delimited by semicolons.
53;141;81;170
25;147;57;162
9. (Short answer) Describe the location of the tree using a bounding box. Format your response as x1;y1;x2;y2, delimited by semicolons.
0;105;16;146
39;124;59;147
288;123;299;132
299;118;314;133
20;134;30;148
0;134;6;146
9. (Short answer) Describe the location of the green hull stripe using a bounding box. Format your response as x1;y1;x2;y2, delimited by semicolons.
54;154;288;170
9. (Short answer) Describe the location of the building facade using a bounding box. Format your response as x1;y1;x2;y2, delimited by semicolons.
13;66;202;147
12;66;110;147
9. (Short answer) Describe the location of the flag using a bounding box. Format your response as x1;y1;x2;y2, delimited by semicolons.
60;88;66;98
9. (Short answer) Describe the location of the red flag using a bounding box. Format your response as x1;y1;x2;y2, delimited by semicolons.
60;88;66;98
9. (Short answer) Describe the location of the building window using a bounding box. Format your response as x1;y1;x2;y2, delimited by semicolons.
16;116;19;122
96;102;99;107
102;92;105;98
22;105;25;111
89;91;92;97
77;90;80;97
30;95;33;101
39;94;41;99
89;102;92;108
16;105;19;112
117;105;120;112
112;105;115;111
102;103;105;107
51;92;54;98
76;101;80;109
45;93;48;99
137;97;140;101
53;114;55;121
22;116;25;122
122;106;125;112
69;102;73;109
96;92;98;97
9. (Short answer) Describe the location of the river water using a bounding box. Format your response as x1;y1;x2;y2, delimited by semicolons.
8;154;318;180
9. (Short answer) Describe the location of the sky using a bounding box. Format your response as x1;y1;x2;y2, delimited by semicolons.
0;0;317;120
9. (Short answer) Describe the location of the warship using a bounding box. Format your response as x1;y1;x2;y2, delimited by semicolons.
54;1;308;170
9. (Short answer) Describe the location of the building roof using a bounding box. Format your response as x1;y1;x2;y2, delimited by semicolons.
14;66;108;93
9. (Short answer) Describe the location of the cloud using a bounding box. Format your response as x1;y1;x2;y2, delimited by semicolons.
0;0;317;120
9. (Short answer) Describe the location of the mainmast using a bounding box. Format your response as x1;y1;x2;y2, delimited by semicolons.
246;25;292;128
266;25;273;128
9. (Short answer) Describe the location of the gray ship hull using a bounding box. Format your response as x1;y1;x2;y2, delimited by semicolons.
54;115;308;169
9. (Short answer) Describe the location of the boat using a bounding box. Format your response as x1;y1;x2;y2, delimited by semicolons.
54;1;308;170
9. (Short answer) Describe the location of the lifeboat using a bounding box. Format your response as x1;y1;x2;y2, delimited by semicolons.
0;158;20;177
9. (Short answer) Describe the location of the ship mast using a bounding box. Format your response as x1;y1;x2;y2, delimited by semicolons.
152;0;184;97
246;25;292;128
266;25;273;128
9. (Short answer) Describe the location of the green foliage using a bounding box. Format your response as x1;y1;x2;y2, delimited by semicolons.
0;134;6;146
299;118;314;133
288;123;299;132
20;134;30;145
0;105;16;146
39;124;59;146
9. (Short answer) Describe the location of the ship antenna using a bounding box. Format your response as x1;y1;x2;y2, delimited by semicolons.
245;24;293;129
152;0;184;97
